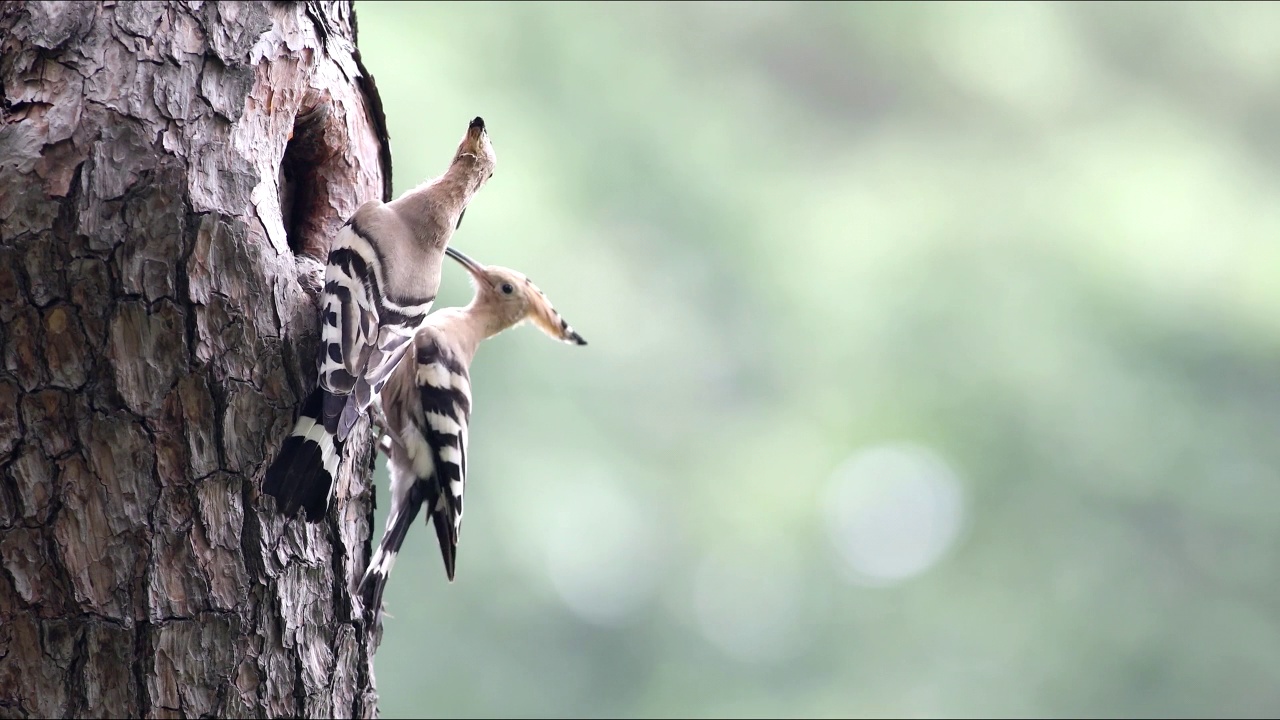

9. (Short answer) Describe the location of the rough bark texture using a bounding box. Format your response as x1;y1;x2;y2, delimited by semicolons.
0;1;391;717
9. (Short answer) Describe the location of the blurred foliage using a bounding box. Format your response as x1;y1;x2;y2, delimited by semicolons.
354;2;1280;717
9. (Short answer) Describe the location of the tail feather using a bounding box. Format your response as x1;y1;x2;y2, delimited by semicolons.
431;496;458;582
263;388;343;522
360;481;428;621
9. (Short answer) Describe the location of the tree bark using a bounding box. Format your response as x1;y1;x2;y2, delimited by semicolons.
0;1;390;717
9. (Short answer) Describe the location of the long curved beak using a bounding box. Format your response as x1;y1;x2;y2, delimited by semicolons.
445;245;487;280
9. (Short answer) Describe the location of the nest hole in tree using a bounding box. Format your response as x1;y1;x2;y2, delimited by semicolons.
278;101;342;261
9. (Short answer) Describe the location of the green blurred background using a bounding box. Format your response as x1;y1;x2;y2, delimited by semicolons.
354;2;1280;717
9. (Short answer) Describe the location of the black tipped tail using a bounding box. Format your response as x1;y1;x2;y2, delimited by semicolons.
360;480;461;623
432;507;457;583
360;483;428;622
262;388;343;523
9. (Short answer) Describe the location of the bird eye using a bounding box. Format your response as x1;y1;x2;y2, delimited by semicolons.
501;283;514;295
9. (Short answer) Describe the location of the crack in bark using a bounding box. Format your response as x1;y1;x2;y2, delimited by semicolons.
64;622;87;718
133;618;151;718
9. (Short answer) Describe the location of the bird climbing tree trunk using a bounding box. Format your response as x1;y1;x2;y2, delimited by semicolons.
0;1;390;717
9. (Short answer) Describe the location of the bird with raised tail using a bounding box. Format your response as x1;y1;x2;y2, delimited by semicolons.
264;117;498;523
360;245;588;622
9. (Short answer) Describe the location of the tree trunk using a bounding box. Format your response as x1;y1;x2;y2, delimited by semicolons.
0;1;390;717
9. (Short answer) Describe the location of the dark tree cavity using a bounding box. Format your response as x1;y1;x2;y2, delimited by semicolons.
0;1;392;717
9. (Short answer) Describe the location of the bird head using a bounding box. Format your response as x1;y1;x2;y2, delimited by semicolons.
445;245;588;346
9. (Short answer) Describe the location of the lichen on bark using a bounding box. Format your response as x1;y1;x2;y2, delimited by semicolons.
0;1;391;717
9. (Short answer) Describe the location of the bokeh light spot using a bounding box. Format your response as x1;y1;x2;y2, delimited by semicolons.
823;442;965;586
545;477;661;626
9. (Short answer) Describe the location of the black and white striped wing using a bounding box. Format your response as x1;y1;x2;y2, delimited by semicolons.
320;222;433;442
348;327;417;435
358;333;475;617
410;339;473;565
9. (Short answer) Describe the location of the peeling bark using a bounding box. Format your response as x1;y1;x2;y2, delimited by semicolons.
0;1;390;717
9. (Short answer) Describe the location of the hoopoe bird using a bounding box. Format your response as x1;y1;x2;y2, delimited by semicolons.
359;245;587;621
264;117;497;523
